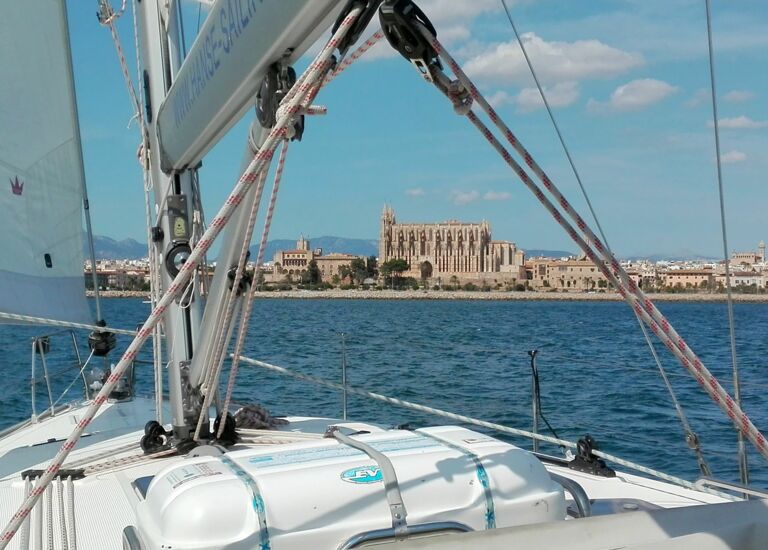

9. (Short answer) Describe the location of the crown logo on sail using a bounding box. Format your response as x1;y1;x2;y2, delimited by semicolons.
10;176;24;196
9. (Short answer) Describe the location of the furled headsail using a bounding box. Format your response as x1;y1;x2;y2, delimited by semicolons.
0;1;92;324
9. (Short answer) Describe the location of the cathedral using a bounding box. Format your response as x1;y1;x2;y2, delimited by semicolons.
378;206;525;283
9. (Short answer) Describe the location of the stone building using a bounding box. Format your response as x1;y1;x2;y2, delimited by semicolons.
731;241;766;267
272;235;313;274
378;206;525;283
661;269;714;289
527;257;608;291
316;253;363;282
272;236;364;283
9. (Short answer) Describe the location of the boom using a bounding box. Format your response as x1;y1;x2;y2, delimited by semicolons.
156;0;347;173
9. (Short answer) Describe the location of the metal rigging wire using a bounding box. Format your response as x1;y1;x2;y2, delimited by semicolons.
704;0;748;484
498;0;711;475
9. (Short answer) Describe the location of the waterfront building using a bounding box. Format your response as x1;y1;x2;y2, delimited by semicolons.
272;236;364;283
316;253;363;282
715;271;765;289
84;261;149;290
527;257;608;291
272;235;313;272
378;205;525;284
660;269;714;289
731;241;766;266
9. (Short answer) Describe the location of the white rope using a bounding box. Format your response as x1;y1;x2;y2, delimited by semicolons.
194;166;272;441
19;478;30;549
56;478;68;550
0;312;135;336
51;349;96;411
82;447;177;475
45;484;53;550
34;488;41;550
215;28;383;439
99;0;144;130
218;140;291;437
236;355;737;501
66;477;76;550
199;165;270;401
324;30;385;86
62;442;141;470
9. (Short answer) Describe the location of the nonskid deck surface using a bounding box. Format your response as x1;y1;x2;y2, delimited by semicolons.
0;399;736;549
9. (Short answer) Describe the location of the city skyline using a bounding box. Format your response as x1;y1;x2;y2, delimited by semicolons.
67;1;767;258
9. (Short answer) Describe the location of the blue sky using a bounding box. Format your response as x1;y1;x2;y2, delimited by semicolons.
67;0;767;258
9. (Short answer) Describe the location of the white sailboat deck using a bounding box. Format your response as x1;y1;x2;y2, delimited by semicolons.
0;398;746;549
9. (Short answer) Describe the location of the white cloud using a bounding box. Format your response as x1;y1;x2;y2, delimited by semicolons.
483;191;512;201
487;91;514;108
685;88;709;108
405;188;426;197
449;189;512;204
588;78;677;113
398;0;501;49
308;0;500;63
463;33;643;86
721;150;747;164
417;0;500;25
723;90;755;103
514;81;579;112
450;190;480;205
714;116;768;129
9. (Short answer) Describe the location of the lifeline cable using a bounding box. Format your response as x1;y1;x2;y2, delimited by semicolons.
237;355;737;502
0;312;135;336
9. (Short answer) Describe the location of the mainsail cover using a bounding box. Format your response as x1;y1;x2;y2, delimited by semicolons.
0;1;92;324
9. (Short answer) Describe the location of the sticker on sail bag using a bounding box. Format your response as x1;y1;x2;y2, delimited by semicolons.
340;466;382;484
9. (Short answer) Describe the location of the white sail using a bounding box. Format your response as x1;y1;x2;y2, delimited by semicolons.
0;0;92;324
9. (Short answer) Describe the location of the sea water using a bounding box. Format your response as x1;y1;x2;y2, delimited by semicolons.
1;298;767;487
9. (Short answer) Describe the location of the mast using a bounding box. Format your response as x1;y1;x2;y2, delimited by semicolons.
136;0;351;438
135;0;204;439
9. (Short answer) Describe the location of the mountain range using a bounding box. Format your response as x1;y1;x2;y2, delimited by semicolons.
88;236;148;260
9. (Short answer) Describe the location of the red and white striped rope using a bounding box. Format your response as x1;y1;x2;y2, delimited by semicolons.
0;8;364;546
218;140;291;437
194;166;272;441
255;141;290;270
324;30;386;87
98;0;127;25
101;13;145;135
215;28;387;439
420;29;768;461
